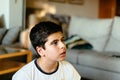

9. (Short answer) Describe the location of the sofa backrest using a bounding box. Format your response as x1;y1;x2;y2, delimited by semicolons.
0;28;7;44
1;27;21;45
104;16;120;53
68;16;113;52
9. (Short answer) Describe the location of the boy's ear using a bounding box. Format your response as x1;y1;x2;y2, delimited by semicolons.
36;46;45;57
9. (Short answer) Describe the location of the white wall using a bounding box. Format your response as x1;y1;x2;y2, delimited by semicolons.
0;0;9;28
48;0;99;18
27;0;99;18
0;0;24;29
9;0;23;28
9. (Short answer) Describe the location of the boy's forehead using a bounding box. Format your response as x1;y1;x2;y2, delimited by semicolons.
46;32;63;41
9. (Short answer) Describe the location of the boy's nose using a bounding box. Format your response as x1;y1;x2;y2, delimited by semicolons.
59;42;66;49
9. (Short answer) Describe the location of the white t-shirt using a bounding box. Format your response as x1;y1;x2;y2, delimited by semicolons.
12;59;81;80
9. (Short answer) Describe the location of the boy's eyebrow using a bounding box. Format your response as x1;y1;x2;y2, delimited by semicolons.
50;36;64;44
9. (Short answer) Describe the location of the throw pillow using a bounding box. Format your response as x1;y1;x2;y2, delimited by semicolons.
65;35;93;49
0;28;7;44
2;27;21;45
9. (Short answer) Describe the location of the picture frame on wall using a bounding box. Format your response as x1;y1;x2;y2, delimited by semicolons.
48;0;66;3
68;0;84;5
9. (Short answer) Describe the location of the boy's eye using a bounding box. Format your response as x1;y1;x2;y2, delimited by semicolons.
51;40;58;45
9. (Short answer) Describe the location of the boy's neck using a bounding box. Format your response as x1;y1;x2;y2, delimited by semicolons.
37;58;59;73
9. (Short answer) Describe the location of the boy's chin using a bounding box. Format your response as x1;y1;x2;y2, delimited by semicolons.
59;58;66;61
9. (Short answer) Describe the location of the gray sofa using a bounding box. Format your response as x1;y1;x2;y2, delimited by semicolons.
65;16;120;80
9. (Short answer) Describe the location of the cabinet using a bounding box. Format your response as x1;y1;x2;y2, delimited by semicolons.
99;0;116;18
99;0;120;18
116;0;120;16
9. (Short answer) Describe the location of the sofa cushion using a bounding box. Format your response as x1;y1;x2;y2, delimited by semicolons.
66;49;82;64
65;35;93;49
69;16;113;51
0;28;7;44
2;27;21;45
77;50;120;73
105;16;120;53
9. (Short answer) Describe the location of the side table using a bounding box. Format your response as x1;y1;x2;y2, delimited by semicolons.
0;47;32;75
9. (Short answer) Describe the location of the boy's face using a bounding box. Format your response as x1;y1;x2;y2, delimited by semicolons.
42;32;66;62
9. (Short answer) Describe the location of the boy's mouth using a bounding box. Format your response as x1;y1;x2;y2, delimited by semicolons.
60;51;66;57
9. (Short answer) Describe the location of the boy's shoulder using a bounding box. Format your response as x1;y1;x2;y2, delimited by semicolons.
18;60;35;71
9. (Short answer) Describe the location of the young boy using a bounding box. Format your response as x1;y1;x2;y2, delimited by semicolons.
12;21;81;80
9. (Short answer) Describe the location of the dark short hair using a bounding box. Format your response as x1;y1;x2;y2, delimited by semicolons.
29;21;63;50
